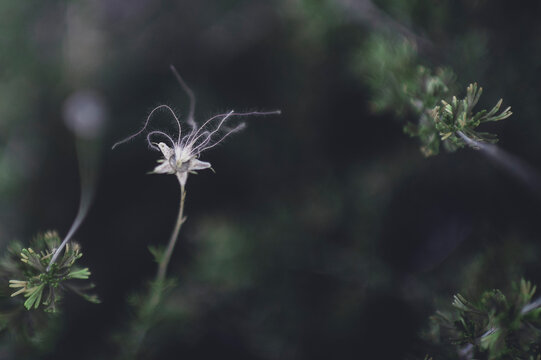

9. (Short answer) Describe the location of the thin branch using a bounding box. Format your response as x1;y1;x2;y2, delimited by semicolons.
47;141;96;272
456;131;541;197
149;182;186;309
332;0;433;52
170;65;196;129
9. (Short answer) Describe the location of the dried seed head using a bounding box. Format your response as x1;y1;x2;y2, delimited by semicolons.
112;67;280;187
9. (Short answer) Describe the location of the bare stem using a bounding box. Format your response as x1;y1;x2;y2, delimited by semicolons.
47;140;96;272
456;131;541;197
149;182;186;308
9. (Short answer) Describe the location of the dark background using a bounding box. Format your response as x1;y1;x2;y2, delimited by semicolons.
1;0;541;358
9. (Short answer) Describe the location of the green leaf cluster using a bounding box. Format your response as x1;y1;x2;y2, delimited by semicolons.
428;279;541;359
355;34;512;156
405;82;512;156
430;83;512;149
5;231;99;313
401;66;456;156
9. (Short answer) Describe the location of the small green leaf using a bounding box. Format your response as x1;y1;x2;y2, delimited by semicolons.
68;267;91;279
148;245;165;263
24;284;45;310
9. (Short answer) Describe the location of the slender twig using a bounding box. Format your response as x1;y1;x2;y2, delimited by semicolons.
149;182;186;308
332;0;433;52
129;182;186;357
170;65;196;128
47;141;96;271
521;295;541;314
456;131;541;197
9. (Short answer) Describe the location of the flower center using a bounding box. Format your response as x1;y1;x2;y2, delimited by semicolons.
168;155;193;173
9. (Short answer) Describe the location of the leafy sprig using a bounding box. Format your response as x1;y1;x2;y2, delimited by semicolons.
7;231;99;312
356;35;513;156
427;279;541;359
430;83;512;149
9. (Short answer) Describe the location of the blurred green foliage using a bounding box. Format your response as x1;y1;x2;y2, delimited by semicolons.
427;279;541;359
354;33;512;156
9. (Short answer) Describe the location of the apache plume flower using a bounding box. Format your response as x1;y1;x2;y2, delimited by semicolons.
151;138;212;187
110;68;279;351
112;68;280;187
114;106;279;186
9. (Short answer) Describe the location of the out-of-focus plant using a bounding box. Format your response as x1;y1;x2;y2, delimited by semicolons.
2;130;101;315
425;279;541;359
355;34;512;156
344;4;541;360
6;231;98;312
0;231;98;352
354;35;426;116
0;99;101;353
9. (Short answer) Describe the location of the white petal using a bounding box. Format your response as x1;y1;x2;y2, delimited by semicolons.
190;159;212;171
158;142;174;160
151;161;175;174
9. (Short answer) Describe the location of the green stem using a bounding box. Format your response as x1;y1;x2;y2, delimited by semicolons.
129;182;187;358
149;182;186;308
